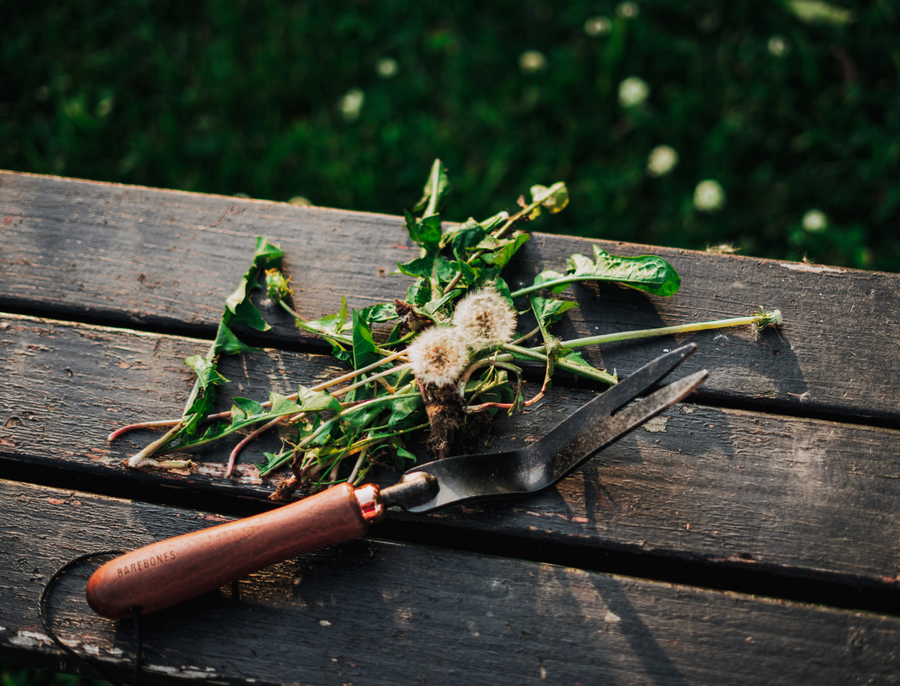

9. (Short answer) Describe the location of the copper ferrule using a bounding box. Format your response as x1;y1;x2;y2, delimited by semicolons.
354;484;385;523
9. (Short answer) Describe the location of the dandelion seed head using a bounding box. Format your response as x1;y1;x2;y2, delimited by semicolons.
375;57;399;79
768;35;791;57
616;1;640;19
338;88;365;121
407;326;470;387
518;50;547;74
452;287;518;350
693;180;726;212
584;16;612;36
646;145;679;177
802;209;827;232
618;76;650;108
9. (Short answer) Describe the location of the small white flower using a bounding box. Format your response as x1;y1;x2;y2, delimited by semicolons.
407;327;470;387
693;180;726;212
616;2;640;19
618;76;650;108
802;209;828;232
452;287;517;350
375;57;399;79
646;145;679;177
584;16;612;37
338;88;365;121
767;35;791;57
518;50;547;74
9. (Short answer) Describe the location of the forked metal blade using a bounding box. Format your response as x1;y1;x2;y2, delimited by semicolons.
403;344;707;513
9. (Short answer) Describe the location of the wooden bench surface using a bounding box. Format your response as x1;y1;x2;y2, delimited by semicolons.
2;170;899;685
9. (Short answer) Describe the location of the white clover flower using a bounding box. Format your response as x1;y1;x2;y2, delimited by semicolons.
618;76;650;108
693;180;726;212
616;2;640;19
407;326;471;387
767;35;791;57
584;16;612;37
338;88;365;121
518;50;547;74
452;287;517;351
375;57;399;79
802;209;828;232
646;145;679;177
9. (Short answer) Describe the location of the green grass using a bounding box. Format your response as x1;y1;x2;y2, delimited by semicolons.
4;1;898;271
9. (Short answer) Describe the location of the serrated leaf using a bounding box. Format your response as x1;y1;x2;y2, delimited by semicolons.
184;355;229;387
480;232;530;269
213;320;257;355
352;309;380;371
532;269;569;294
404;211;443;251
565;246;681;297
224;237;285;331
305;297;350;336
297;386;342;413
389;395;424;429
412;159;451;214
530;182;569;214
422;289;462;316
357;303;399;324
529;296;578;330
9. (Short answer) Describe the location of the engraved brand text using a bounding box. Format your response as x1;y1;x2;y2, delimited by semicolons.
117;550;176;577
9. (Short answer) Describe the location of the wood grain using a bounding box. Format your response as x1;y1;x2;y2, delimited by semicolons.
2;480;898;686
3;314;900;591
1;171;899;422
86;483;368;619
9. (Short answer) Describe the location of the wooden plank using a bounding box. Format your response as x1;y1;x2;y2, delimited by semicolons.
2;171;899;422
3;314;900;592
2;479;899;686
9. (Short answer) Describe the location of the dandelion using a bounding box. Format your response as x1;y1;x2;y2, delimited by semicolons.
767;35;791;57
802;209;827;232
584;16;612;37
375;57;399;79
616;1;640;19
264;269;292;305
407;326;470;387
453;287;517;350
618;77;650;108
693;180;726;212
518;50;547;74
338;88;365;121
646;145;679;177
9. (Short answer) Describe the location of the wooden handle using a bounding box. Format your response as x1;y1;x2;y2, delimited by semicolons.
86;483;373;618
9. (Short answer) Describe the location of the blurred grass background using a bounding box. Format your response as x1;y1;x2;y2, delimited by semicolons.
0;2;897;682
3;0;899;271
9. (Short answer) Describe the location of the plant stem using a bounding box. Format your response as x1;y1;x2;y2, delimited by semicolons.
536;311;783;351
499;344;617;385
442;194;547;295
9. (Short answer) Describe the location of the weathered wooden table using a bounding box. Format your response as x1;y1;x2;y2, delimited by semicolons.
1;170;899;685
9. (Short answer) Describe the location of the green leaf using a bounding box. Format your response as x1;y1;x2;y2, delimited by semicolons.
395;446;418;466
231;396;267;422
388;394;424;429
442;218;488;258
528;295;578;330
352;309;380;371
480;232;530;269
566;246;681;297
224;237;285;331
422;289;462;316
213;320;257;355
404;211;442;251
530;182;569;214
184;354;229;388
531;269;569;294
297;385;342;413
357;303;399;324
411;158;451;215
305;297;350;337
406;278;432;307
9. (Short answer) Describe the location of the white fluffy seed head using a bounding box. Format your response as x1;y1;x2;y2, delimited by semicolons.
407;326;470;387
452;287;517;350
